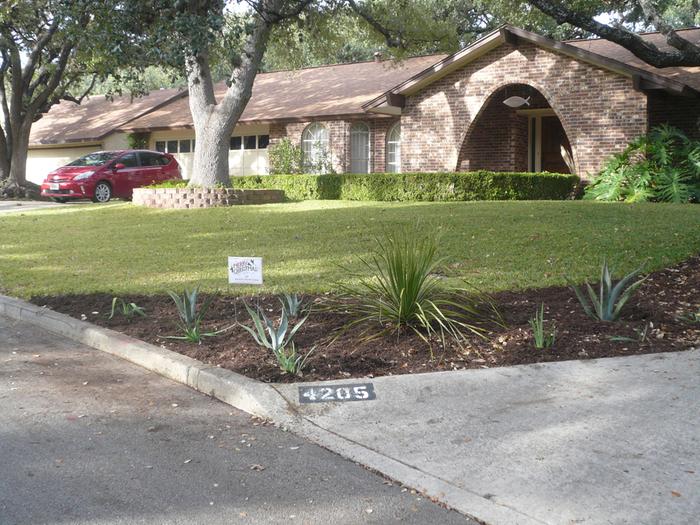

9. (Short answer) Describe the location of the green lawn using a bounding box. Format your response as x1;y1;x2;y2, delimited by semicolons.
1;200;699;298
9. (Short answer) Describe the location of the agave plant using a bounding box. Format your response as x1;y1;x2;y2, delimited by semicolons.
240;303;312;375
568;261;647;322
334;227;501;347
166;287;219;342
280;293;306;319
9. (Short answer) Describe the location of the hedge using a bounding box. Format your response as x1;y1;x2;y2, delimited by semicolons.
232;171;580;202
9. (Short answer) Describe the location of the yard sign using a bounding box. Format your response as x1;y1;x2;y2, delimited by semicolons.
228;257;263;285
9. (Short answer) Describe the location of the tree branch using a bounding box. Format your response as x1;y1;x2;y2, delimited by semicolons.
527;0;700;67
346;0;407;48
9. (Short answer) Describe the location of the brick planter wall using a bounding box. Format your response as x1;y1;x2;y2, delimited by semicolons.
132;187;285;209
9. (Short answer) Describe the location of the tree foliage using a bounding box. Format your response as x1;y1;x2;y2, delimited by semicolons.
0;0;156;194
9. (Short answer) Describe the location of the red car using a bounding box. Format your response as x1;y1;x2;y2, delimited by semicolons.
40;150;181;203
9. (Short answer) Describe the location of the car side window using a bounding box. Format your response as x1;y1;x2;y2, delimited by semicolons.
118;153;139;168
140;152;163;167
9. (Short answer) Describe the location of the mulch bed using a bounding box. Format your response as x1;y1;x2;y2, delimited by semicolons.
31;256;699;383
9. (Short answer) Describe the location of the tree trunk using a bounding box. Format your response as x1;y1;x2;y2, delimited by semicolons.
7;122;31;190
189;112;234;187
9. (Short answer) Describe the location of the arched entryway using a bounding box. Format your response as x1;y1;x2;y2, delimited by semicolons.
458;84;575;174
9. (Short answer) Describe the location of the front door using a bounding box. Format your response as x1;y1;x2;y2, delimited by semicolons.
541;116;571;173
527;113;573;174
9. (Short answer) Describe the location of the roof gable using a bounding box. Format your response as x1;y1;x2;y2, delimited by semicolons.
364;25;700;113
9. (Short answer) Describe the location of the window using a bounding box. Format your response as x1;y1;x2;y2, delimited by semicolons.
301;123;330;174
140;152;165;167
350;123;370;174
244;135;257;150
154;139;192;154
258;135;269;149
118;152;139;168
386;123;401;173
230;136;242;150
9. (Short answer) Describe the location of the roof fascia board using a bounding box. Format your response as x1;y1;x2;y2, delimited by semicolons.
29;140;102;149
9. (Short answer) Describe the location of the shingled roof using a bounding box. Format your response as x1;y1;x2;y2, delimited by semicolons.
30;26;700;145
29;88;186;146
119;54;444;132
567;27;700;91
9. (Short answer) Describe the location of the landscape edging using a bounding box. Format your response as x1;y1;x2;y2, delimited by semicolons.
0;294;545;525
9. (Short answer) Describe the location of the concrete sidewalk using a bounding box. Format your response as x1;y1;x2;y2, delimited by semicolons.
275;350;700;525
0;316;469;525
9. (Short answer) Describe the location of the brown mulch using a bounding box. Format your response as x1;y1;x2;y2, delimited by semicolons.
31;256;699;383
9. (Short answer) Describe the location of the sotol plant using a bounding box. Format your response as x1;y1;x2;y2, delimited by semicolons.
568;261;647;322
335;227;501;347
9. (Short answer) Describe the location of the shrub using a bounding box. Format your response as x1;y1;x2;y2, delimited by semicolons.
333;227;501;349
568;261;647;322
268;138;304;175
127;132;150;149
586;125;700;203
234;171;579;202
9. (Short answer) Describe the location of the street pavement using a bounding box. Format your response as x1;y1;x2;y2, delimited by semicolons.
0;316;470;525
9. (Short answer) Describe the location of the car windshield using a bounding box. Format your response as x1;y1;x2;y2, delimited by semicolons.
67;152;119;167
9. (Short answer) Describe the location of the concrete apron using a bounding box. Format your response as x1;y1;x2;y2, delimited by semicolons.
2;294;698;525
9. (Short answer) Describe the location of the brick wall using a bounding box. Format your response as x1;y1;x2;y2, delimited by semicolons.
648;93;700;141
269;117;398;173
132;187;285;208
401;43;648;177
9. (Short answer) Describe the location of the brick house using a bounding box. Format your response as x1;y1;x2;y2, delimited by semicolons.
28;25;700;184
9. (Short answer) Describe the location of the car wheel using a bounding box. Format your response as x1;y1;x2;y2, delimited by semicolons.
92;181;112;203
52;198;68;204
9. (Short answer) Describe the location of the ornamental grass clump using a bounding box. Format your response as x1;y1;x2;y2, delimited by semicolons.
568;260;647;322
335;227;500;347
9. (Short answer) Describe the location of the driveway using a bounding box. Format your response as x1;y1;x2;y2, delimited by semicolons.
275;349;700;525
0;200;61;214
0;316;469;525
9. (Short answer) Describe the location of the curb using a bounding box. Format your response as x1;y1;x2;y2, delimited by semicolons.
1;294;544;525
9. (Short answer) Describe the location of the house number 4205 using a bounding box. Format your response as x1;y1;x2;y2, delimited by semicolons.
298;383;376;403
